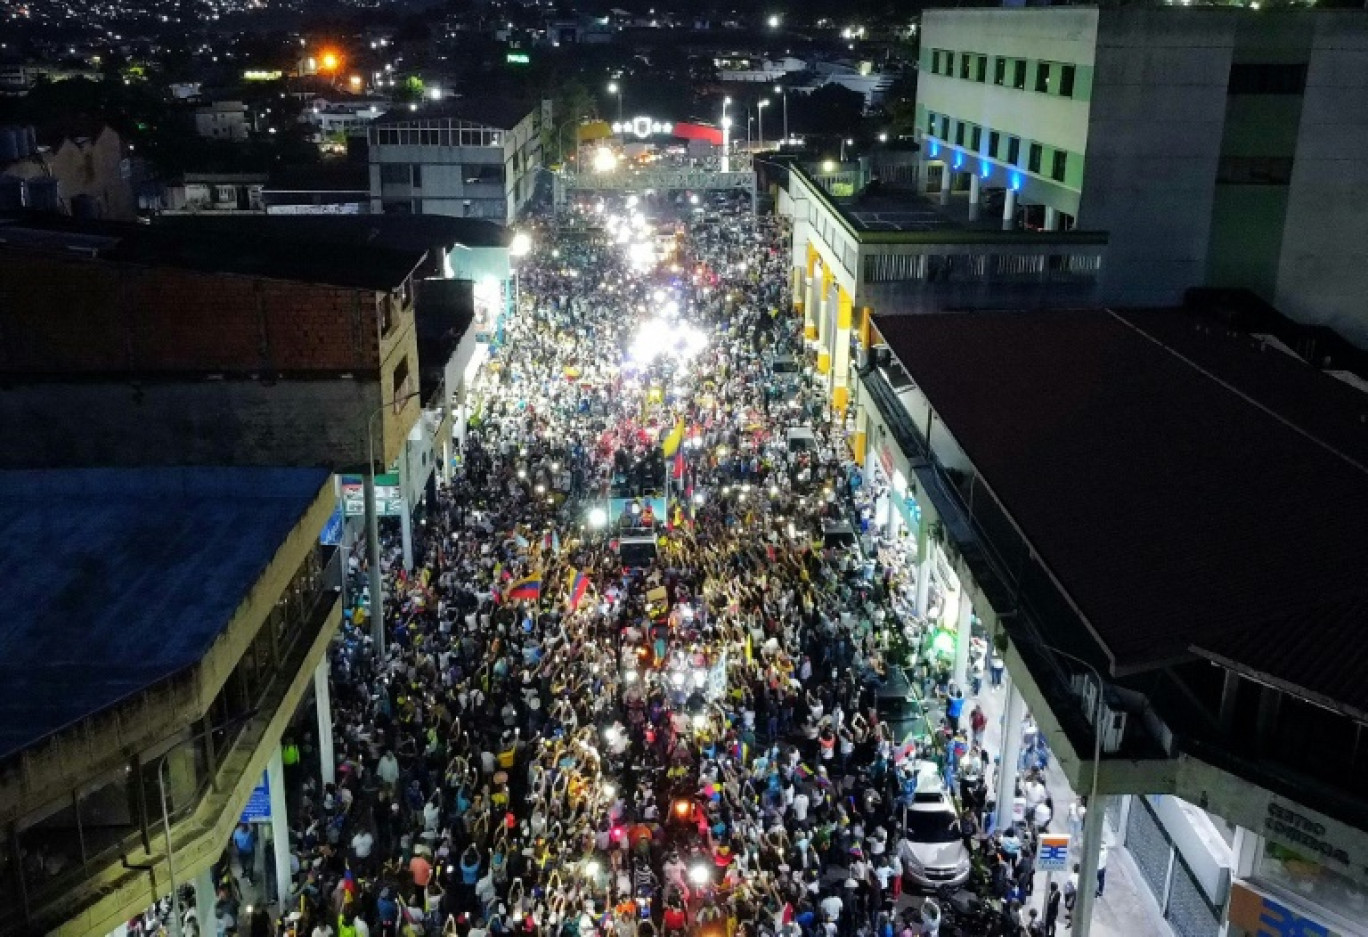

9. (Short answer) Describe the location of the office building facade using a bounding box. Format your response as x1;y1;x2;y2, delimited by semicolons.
368;99;550;223
915;8;1368;345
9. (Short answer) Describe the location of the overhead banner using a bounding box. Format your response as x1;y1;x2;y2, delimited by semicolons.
341;473;404;517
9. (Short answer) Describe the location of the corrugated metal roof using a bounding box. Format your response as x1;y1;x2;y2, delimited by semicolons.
873;309;1368;692
0;467;330;759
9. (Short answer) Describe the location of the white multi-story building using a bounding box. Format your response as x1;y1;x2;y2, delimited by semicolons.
367;99;550;223
306;98;388;137
194;101;250;142
915;8;1368;345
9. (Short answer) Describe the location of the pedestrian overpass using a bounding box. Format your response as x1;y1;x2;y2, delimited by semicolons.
553;157;757;210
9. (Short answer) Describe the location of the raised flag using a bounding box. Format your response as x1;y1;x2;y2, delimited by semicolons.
505;574;542;601
567;569;591;610
661;418;686;459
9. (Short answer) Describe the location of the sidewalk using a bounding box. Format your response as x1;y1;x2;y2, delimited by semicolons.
969;678;1175;937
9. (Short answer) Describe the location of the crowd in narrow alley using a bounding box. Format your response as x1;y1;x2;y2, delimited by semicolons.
186;195;1095;937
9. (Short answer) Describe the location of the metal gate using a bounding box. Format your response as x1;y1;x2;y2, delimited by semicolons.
1124;797;1221;937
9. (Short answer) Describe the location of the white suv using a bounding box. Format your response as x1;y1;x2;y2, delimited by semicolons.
900;761;972;891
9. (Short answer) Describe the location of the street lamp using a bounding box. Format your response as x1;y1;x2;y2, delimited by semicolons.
757;99;770;149
607;81;623;123
773;85;788;143
721;97;732;172
510;231;533;257
767;14;781;28
841;137;853;161
363;390;422;654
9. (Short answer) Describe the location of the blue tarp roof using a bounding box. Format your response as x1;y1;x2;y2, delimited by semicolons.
0;467;330;760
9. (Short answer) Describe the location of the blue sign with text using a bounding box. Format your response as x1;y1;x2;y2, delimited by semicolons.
240;771;270;823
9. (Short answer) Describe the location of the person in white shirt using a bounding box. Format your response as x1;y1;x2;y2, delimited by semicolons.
819;893;843;923
791;790;810;823
377;751;400;788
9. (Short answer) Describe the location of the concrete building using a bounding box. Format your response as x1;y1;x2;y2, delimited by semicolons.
0;213;510;563
0;216;426;472
856;308;1368;937
0;124;135;220
779;158;1107;420
915;7;1368;345
0;466;341;937
0;62;102;95
367;98;550;223
161;173;266;214
305;98;387;138
194;101;250;142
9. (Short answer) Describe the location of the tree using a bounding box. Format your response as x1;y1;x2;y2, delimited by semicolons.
794;84;865;138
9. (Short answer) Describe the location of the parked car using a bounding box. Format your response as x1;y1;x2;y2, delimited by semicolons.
901;761;973;891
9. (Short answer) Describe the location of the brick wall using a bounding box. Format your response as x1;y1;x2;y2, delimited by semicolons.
0;378;391;468
0;250;395;375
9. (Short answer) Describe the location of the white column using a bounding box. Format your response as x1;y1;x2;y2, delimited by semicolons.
314;658;336;786
967;173;981;222
266;749;293;909
1073;793;1110;937
1044;206;1060;231
915;526;933;618
994;680;1026;833
399;446;414;571
803;273;818;340
939;170;953;205
953;589;973;690
1002;188;1018;231
195;867;217;937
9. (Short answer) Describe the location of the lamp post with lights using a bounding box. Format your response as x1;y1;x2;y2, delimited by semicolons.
757;99;770;149
773;85;788;143
721;97;732;172
607;81;623;123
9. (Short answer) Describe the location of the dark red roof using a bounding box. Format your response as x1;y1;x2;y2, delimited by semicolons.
872;309;1368;686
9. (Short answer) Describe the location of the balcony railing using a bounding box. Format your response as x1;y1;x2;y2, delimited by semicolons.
5;550;341;935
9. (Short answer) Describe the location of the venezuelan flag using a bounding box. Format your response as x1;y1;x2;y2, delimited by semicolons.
506;574;542;601
567;569;591;610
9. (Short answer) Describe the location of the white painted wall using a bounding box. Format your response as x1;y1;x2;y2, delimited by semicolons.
920;9;1098;158
1080;11;1233;308
1274;14;1368;348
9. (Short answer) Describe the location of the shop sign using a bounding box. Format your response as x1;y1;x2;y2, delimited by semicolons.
1037;834;1071;872
341;473;404;517
319;507;344;546
1179;758;1368;889
1227;881;1338;937
240;771;271;823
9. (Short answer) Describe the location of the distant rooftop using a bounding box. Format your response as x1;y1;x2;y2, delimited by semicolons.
873;308;1368;704
374;96;540;131
791;162;1106;245
0;213;507;289
0;467;330;760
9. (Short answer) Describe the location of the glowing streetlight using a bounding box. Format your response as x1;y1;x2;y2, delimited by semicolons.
588;506;608;529
607;81;623;122
721;96;732;173
510;231;532;257
773;84;789;142
767;14;781;28
757;98;770;148
592;146;617;173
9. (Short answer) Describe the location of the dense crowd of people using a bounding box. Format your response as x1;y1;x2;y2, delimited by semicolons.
183;195;1091;937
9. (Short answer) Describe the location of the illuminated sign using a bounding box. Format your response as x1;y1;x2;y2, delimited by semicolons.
506;52;530;65
1228;882;1337;937
243;70;283;81
611;116;675;139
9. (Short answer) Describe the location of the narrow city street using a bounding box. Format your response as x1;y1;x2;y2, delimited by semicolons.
214;195;1169;937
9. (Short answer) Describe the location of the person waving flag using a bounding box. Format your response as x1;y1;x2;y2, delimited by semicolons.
505;573;542;602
